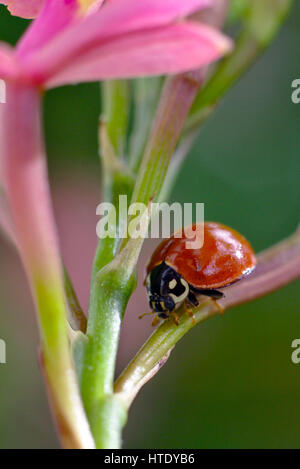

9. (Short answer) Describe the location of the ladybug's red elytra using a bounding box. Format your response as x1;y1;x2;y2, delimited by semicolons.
144;222;257;325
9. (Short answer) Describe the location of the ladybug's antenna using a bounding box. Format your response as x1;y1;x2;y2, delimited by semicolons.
139;311;161;327
138;311;156;320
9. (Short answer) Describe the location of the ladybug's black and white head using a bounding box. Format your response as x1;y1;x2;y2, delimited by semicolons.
146;262;190;318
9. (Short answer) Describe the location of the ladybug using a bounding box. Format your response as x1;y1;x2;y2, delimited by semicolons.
144;222;256;324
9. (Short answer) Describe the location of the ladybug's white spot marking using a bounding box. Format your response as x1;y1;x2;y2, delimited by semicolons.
170;278;189;304
169;279;177;289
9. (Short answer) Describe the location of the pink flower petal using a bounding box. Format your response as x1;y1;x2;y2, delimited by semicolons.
73;0;213;37
16;0;80;56
19;0;216;83
47;0;212;56
0;0;44;18
44;22;232;87
19;0;212;63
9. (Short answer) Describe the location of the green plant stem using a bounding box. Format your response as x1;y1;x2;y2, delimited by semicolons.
79;82;133;448
128;77;162;173
80;258;136;448
130;71;204;209
115;300;216;409
80;228;152;448
115;226;300;409
91;128;134;280
90;81;134;282
102;80;129;158
158;129;199;203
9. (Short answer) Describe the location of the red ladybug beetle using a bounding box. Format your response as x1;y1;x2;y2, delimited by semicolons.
144;222;256;324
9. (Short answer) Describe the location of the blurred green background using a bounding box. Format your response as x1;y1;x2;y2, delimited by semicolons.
0;3;300;449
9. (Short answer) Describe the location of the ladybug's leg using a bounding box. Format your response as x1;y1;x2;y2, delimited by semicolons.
139;311;162;327
152;315;160;327
184;292;199;324
184;300;196;324
210;298;224;314
170;311;180;326
205;289;224;314
191;288;225;314
187;290;199;307
194;288;224;300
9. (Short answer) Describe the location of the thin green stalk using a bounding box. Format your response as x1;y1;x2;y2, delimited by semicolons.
91;121;134;280
128;77;162;173
130;71;205;209
102;80;130;158
89;81;134;281
115;300;216;409
80;217;150;448
158;128;200;203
